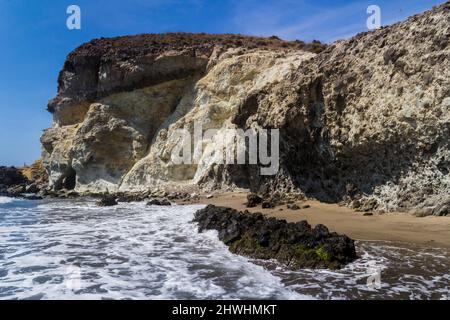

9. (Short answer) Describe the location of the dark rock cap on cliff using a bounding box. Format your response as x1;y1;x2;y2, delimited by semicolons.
49;33;326;112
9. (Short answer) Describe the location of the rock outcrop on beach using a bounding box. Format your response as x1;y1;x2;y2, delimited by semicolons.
0;167;28;196
0;160;48;200
194;205;356;269
0;162;47;198
42;2;450;215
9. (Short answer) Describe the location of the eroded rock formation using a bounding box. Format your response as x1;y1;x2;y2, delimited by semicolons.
42;3;450;215
41;34;321;193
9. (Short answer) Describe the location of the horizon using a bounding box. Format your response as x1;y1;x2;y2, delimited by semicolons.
0;0;446;166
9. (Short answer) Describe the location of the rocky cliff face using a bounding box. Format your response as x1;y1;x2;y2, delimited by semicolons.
41;34;323;193
42;3;450;215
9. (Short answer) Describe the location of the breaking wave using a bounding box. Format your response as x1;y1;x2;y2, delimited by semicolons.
0;198;448;300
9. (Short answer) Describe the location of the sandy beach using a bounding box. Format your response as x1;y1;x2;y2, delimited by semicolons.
192;192;450;249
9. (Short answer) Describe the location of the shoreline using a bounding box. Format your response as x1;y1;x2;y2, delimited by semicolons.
189;192;450;249
2;189;449;249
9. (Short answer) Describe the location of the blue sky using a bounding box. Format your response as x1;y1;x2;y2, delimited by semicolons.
0;0;445;166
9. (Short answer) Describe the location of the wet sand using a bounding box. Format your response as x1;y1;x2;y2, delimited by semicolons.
191;192;450;249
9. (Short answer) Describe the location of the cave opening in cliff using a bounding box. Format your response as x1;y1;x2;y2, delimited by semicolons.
55;167;77;191
63;168;77;190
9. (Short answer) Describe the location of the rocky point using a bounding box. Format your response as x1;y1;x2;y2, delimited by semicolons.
193;205;357;269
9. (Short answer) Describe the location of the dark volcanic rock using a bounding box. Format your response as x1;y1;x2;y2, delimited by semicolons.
287;204;301;210
193;205;357;269
24;195;44;201
96;195;118;207
262;199;276;209
0;167;28;189
147;198;171;206
0;164;48;198
116;192;150;203
246;193;263;208
25;184;39;194
49;33;326;114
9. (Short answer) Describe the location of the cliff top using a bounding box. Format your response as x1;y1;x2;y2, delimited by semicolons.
52;33;326;109
66;32;327;62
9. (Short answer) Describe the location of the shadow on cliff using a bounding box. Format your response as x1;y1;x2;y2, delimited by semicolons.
278;131;442;203
218;120;443;205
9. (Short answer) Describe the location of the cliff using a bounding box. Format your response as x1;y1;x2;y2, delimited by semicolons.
41;2;450;215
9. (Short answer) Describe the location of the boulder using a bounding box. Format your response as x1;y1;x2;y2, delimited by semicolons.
147;198;171;206
246;193;263;208
96;195;118;207
25;184;39;194
262;199;276;209
287;204;300;210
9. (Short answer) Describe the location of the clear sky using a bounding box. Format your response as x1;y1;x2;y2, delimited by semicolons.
0;0;445;166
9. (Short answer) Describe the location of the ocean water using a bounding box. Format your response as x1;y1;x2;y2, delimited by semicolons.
0;196;448;300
